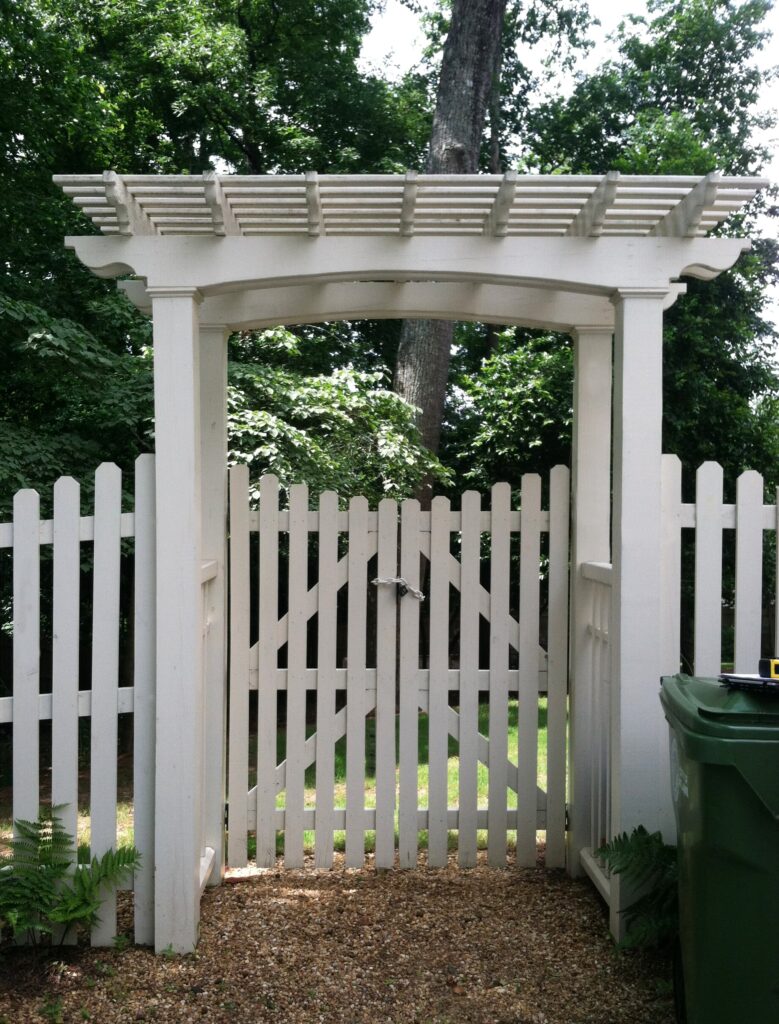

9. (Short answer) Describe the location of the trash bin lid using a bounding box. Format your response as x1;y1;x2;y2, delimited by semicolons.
661;674;779;740
661;674;779;818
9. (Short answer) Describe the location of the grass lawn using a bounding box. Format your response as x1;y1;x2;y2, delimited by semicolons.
1;698;552;864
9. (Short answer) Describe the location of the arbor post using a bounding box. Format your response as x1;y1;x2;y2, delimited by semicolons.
609;289;675;937
567;326;613;876
149;288;205;953
199;325;229;885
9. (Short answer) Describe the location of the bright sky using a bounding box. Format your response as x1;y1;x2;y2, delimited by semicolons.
360;0;779;333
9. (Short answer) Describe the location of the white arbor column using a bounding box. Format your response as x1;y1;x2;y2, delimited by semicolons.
567;326;613;876
609;289;675;936
199;324;229;885
149;287;205;953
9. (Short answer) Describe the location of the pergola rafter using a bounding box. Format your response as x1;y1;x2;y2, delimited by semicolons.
56;170;765;239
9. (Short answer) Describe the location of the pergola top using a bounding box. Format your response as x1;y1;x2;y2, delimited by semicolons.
54;169;767;240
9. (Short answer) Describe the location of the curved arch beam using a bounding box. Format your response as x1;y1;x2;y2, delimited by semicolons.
118;279;688;331
68;234;749;295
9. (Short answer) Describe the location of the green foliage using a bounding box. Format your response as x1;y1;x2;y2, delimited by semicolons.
229;329;449;502
0;807;140;947
597;826;679;950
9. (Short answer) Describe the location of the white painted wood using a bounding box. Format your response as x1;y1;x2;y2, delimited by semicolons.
150;289;204;953
458;491;481;868
345;496;369;867
398;499;421;868
284;484;309;867
132;454;156;945
428;496;451;867
13;489;40;832
57;172;765;242
517;475;542;868
227;466;250;868
546;466;570;868
256;474;280;868
610;290;672;938
51;477;80;871
486;483;511;866
693;462;724;675
568;327;612;877
734;471;764;673
660;456;682;677
199;325;228;885
89;462;122;947
374;498;398;869
314;491;339;868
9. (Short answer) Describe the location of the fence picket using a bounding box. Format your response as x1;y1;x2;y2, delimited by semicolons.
345;496;369;867
132;454;156;944
458;491;481;868
314;491;339;867
428;496;451;867
374;498;398;869
256;475;280;867
89;463;122;946
398;498;421;868
517;474;542;867
734;470;763;672
284;483;309;867
13;489;40;832
227;466;250;867
694;462;723;675
546;466;569;868
660;456;682;675
51;478;80;873
487;483;511;867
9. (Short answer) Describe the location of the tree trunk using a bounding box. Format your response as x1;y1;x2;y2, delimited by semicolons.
394;0;507;464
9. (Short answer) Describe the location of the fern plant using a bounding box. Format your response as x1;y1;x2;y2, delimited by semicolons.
0;807;140;947
597;826;678;949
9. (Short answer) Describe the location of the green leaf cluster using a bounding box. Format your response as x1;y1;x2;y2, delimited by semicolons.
597;826;679;950
0;807;140;947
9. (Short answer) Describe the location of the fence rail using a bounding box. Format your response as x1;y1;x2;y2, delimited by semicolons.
0;456;156;946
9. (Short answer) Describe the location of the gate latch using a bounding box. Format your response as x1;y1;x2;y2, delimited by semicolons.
371;576;425;601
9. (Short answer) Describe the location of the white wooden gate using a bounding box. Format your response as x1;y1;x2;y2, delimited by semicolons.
227;467;570;870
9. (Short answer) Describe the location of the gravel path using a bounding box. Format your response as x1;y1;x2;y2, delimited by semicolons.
0;853;675;1024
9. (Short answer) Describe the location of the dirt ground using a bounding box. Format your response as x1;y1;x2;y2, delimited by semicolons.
0;852;675;1024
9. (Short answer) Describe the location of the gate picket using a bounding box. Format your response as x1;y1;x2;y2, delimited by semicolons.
458;491;481;868
428;496;451;867
517;474;542;867
487;483;511;867
256;475;279;867
546;466;570;868
374;499;398;868
284;484;309;867
398;498;421;868
345;496;369;867
227;466;250;867
314;491;339;868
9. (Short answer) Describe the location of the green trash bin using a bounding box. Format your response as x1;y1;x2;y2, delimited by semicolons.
660;674;779;1024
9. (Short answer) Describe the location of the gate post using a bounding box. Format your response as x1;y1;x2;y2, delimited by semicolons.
200;325;229;886
609;289;675;936
149;287;205;954
568;326;613;876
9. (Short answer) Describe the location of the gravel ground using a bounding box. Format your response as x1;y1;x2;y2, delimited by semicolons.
0;852;675;1024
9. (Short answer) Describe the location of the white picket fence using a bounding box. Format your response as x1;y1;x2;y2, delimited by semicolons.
579;456;779;900
0;457;156;946
227;467;571;871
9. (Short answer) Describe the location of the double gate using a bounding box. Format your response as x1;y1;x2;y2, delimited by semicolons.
226;467;570;871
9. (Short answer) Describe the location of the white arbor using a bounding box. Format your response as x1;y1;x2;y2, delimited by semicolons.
56;169;766;952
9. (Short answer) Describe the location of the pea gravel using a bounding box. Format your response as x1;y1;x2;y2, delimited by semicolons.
0;851;675;1024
